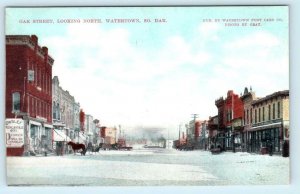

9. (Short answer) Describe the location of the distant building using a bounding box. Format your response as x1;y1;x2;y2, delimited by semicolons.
100;127;117;145
73;101;80;140
215;96;226;149
84;114;95;143
52;76;81;154
186;119;203;148
207;115;218;149
6;35;54;156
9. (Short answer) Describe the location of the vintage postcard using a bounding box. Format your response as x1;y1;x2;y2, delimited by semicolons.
5;6;289;186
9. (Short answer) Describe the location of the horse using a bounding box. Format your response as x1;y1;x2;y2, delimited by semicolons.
67;141;87;156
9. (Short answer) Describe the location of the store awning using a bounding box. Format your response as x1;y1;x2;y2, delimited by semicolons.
44;124;53;128
53;122;66;127
53;129;71;142
249;122;282;131
29;120;41;126
76;132;87;144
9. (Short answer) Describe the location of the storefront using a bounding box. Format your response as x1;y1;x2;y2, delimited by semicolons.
225;127;233;150
248;122;282;154
53;129;71;155
232;117;244;152
43;124;53;153
77;131;87;145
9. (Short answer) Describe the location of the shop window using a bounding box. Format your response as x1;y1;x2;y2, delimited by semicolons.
30;125;37;139
12;92;21;112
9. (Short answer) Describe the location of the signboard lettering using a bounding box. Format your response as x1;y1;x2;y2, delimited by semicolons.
5;119;25;148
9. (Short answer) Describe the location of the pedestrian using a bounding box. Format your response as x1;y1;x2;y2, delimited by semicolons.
268;143;273;156
282;140;289;157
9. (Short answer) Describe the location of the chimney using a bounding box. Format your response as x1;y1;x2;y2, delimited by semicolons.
42;46;48;55
31;35;38;52
31;35;38;45
42;46;49;63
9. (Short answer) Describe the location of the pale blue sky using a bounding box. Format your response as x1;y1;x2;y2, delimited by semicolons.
6;7;289;136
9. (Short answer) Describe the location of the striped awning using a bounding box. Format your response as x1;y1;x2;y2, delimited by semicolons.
53;129;71;142
249;122;282;131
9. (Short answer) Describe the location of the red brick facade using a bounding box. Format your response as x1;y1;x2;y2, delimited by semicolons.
6;35;54;156
6;35;53;121
225;90;244;126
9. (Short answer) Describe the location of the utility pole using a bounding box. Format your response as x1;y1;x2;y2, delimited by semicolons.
191;114;199;146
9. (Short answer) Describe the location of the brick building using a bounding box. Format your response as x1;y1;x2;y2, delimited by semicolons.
240;87;258;152
215;96;226;150
6;35;54;156
207;115;218;149
215;90;244;151
100;126;117;145
249;90;289;155
52;76;80;155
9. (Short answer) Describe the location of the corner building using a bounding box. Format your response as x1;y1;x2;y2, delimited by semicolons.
249;90;289;154
6;35;54;156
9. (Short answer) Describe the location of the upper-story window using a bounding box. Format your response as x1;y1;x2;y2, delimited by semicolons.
273;103;276;119
278;101;281;118
254;109;257;123
247;109;249;124
53;102;56;119
12;92;21;112
268;104;271;121
243;110;246;125
258;108;261;122
250;108;253;124
262;107;265;121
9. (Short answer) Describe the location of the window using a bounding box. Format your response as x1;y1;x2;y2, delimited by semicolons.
262;107;265;121
278;102;281;118
30;125;36;138
254;109;257;123
258;108;261;122
268;104;271;121
243;110;246;125
227;110;230;122
35;99;38;116
247;109;249;124
250;108;252;124
57;103;60;120
12;92;21;112
273;103;275;119
32;98;35;115
53;102;56;119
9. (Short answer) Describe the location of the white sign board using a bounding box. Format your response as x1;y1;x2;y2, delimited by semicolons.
5;119;25;148
28;70;34;81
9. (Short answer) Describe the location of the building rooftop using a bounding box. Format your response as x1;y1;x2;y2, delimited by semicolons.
252;90;289;105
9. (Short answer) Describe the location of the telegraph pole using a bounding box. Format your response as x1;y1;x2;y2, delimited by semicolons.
191;113;199;141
